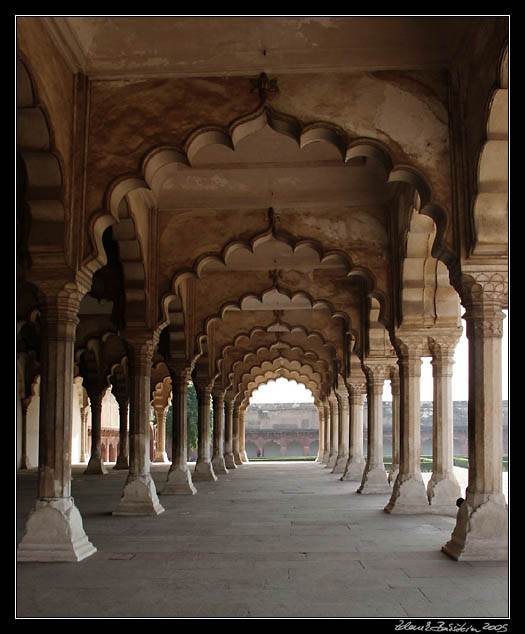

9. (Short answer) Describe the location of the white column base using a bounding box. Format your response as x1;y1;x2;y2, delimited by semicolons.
162;464;197;495
17;497;97;562
225;453;237;469
212;455;228;474
84;455;107;475
442;493;508;561
357;465;391;494
193;460;218;481
240;450;248;463
326;453;338;469
233;452;243;466
427;473;462;516
340;457;365;481
384;473;430;513
332;453;349;474
113;474;165;515
153;450;169;463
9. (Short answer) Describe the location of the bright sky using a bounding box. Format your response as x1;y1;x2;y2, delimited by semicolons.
249;311;509;404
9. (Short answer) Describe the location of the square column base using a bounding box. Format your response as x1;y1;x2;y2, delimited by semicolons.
340;458;366;481
17;497;97;562
427;475;462;517
212;456;228;475
84;456;107;475
332;454;349;474
193;460;218;481
384;473;430;513
225;453;237;469
442;493;508;561
357;465;391;494
162;464;197;495
153;451;169;463
113;474;165;516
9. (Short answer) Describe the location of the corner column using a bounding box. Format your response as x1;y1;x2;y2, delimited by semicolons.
162;365;197;494
17;287;96;561
114;334;164;515
443;281;508;560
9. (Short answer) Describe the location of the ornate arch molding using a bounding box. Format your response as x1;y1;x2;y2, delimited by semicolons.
242;374;319;408
240;367;321;404
16;58;69;280
470;44;508;259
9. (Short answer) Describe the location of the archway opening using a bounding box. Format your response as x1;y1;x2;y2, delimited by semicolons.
245;378;317;460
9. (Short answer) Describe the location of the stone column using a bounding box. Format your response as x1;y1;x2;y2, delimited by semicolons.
193;382;217;481
316;403;325;462
326;390;339;469
358;364;391;494
152;403;169;463
385;338;429;513
17;288;96;561
443;280;508;560
162;366;197;494
19;396;31;469
427;335;461;515
114;334;164;515
332;384;350;473
341;383;366;481
388;368;400;484
232;404;243;466
239;408;248;462
224;393;237;469
113;398;130;469
321;399;331;464
84;388;107;474
211;390;228;474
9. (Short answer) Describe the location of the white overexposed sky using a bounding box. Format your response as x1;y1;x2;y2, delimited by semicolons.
249;311;509;405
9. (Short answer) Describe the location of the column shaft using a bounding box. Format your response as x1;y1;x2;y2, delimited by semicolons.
212;391;228;474
114;335;164;515
162;367;197;494
358;367;390;494
17;291;96;561
193;385;217;481
114;400;130;469
341;385;366;481
385;344;429;513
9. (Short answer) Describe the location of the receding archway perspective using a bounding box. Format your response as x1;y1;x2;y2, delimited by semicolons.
16;16;508;620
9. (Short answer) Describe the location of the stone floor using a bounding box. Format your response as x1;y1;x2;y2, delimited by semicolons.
16;462;509;619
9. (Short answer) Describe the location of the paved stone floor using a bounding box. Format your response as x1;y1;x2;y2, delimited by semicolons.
16;462;509;619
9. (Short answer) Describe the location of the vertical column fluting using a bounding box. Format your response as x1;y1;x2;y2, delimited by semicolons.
321;399;330;464
224;393;237;469
427;336;461;515
84;389;107;474
315;403;325;462
341;383;366;481
443;284;508;560
326;390;339;469
193;383;217;481
232;404;243;465
212;390;228;474
114;399;130;469
162;366;197;494
385;339;429;513
388;368;400;484
17;288;96;561
333;384;350;473
114;334;164;515
358;365;390;494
